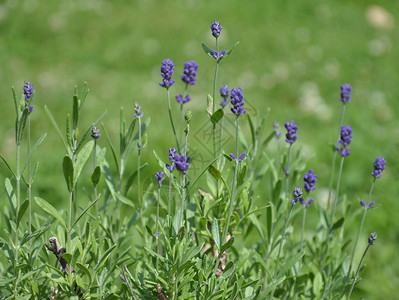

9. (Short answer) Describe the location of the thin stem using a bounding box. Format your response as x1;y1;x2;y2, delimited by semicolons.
27;114;32;234
93;139;98;212
276;204;294;269
13;143;21;296
67;190;73;275
138;117;142;209
285;144;292;199
327;104;346;210
167;88;180;152
156;186;160;257
179;174;186;231
300;204;307;251
347;245;371;300
168;172;173;226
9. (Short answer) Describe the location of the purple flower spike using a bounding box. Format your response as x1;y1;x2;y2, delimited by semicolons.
229;153;236;160
210;20;222;38
360;199;366;207
368;201;375;209
273;121;282;139
181;61;199;85
159;59;176;88
306;198;314;207
284;121;299;144
371;157;386;179
166;163;176;172
230;88;246;116
220;85;229;108
176;94;191;104
292;187;303;204
368;232;377;245
155;171;165;187
134;103;143;118
91;126;101;139
238;152;246;162
24;81;34;102
211;49;218;59
175;154;190;175
28;105;34;112
304;169;317;193
340;84;352;103
337;125;352;157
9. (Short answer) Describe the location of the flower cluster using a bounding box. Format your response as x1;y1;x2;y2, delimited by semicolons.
368;232;377;245
273;121;282;139
24;81;34;112
181;61;199;85
91;126;101;139
291;187;303;205
304;169;317;193
176;94;191;104
230;88;246;116
155;171;165;187
166;147;190;175
210;20;222;38
220;85;229;108
340;83;352;103
337;125;352;157
159;59;175;88
284;120;298;144
360;199;375;209
229;152;246;163
210;49;226;60
134;103;143;118
371;157;386;179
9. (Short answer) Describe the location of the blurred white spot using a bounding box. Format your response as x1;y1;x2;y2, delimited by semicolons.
237;71;256;88
38;72;57;88
318;188;333;209
323;59;340;79
142;80;160;99
259;73;276;90
298;82;332;120
366;5;394;29
292;61;307;78
295;27;310;44
316;4;331;20
307;45;323;62
0;6;6;22
368;36;391;56
273;62;289;82
184;40;201;57
142;39;160;56
48;14;66;31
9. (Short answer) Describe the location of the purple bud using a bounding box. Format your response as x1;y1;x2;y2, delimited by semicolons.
155;171;165;187
176;94;191;104
159;59;175;89
360;199;366;207
238;152;246;162
340;84;352;103
219;50;226;58
211;49;218;59
230;88;246;116
284;120;299;144
273;121;282;139
91;126;101;139
306;198;314;207
210;20;222;38
368;232;377;245
367;201;375;209
23;81;34;102
304;169;317;193
371;157;386;179
181;60;199;85
229;153;236;160
134;103;143;118
337;125;353;157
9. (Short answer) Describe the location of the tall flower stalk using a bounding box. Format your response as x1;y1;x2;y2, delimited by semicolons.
300;169;317;250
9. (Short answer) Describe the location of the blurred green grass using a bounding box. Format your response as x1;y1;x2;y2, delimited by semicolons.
1;0;398;297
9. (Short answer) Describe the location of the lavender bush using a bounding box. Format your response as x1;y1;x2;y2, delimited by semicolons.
0;20;386;300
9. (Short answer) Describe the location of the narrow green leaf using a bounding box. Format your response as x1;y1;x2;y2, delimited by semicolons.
11;86;19;115
207;94;214;115
210;108;224;125
313;272;323;298
102;160;117;201
115;193;135;208
332;217;345;230
72;95;79;129
212;218;221;250
237;165;247;187
225;41;240;57
35;197;66;229
123;163;147;195
220;237;234;254
266;203;273;241
262;276;286;296
248;114;256;146
144;247;166;262
5;178;16;215
223;153;233;162
101;123;119;173
123;117;137;154
75;110;107;153
77;263;92;283
277;252;304;276
44;105;69;153
120;107;125;154
208;164;221;181
188;156;220;193
16;107;29;145
72;194;101;228
20;133;47;176
17;199;29;225
201;43;213;57
262;131;275;148
30;161;40;184
74;140;94;186
62;155;74;192
94;244;116;274
66;114;72;148
0;154;16;177
91;166;101;187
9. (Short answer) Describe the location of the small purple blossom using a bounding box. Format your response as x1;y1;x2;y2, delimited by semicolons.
360;199;375;209
284;121;299;144
340;84;352;103
300;198;314;207
181;61;199;85
28;105;34;112
368;232;377;245
368;201;375;209
273;121;282;139
210;49;227;60
220;85;229;107
219;50;226;58
134;103;143;118
210;20;222;38
166;147;177;172
154;232;161;238
155;171;165;187
175;154;190;175
337;125;352;157
292;187;303;205
230;88;246;116
304;169;317;193
360;199;366;207
24;81;34;102
159;59;176;88
91;126;101;139
211;49;217;59
229;152;246;162
371;157;386;179
176;94;191;104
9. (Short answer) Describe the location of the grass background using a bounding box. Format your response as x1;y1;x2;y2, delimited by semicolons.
0;0;398;298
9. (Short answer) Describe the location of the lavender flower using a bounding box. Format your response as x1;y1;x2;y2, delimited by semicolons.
159;59;175;88
304;169;317;193
24;81;34;102
134;103;143;118
371;157;386;179
229;152;246;162
166;147;177;172
337;125;352;157
181;61;199;85
340;84;352;103
211;49;218;59
273;121;282;139
360;200;375;209
210;20;222;38
292;187;303;205
368;232;377;245
155;171;165;187
284;120;299;144
230;88;246;116
154;232;161;238
220;85;229;107
91;126;101;139
176;94;191;104
300;198;314;207
174;154;190;175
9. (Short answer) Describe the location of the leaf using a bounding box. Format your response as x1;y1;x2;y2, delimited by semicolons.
208;164;221;181
5;178;16;215
220;237;234;254
262;131;275;148
0;154;16;177
91;166;101;187
210;108;224;125
201;43;214;57
11;86;19;115
66;114;72;148
102;160;117;201
20;133;47;176
237;165;247;186
313;272;323;298
225;41;240;58
101;123;119;174
72;95;79;129
16;107;29;145
248;114;256;146
72;194;101;228
277;252;304;276
44;105;69;154
73;140;94;186
123;163;147;195
212;218;221;250
266;203;273;241
94;244;117;274
261;276;286;296
17;199;29;225
35;197;66;229
207;94;214;115
62;155;74;192
75;110;107;153
332;217;345;231
76;263;92;283
115;193;135;208
223;153;233;162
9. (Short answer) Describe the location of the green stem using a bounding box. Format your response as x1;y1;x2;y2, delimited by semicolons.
27;114;32;234
347;245;371;300
167;88;180;152
300;204;307;251
93;139;98;213
14;143;21;296
67;190;73;275
276;204;294;269
168;172;173;227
